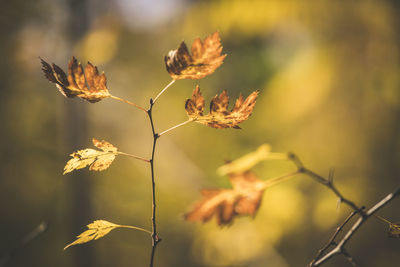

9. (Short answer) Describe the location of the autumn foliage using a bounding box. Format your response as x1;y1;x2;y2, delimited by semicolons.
39;31;399;267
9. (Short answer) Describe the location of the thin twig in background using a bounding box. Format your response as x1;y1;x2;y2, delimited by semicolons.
310;186;400;266
309;210;359;266
288;153;364;214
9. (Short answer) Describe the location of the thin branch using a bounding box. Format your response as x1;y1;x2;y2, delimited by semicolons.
152;79;176;104
288;153;363;214
109;95;147;112
158;120;192;137
373;214;393;225
117;151;150;163
262;171;300;188
309;210;359;267
119;225;152;235
311;186;400;266
147;99;161;267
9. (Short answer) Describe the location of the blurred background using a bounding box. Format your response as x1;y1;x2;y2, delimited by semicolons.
1;0;400;266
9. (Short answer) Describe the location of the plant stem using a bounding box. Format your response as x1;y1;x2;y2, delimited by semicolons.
117;151;150;163
147;99;161;267
373;214;393;225
311;186;400;266
152;79;175;104
119;225;152;235
158;120;192;137
110;95;147;112
287;153;364;215
262;171;299;188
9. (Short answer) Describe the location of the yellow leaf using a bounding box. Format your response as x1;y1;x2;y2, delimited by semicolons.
217;144;271;176
40;57;111;103
63;138;118;174
165;31;226;80
185;85;258;129
64;220;120;250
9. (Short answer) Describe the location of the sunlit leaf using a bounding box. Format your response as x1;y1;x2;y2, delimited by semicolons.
184;172;266;225
165;31;226;80
185;85;258;129
64;220;120;250
217;144;271;176
40;57;111;103
63;138;118;174
388;222;400;238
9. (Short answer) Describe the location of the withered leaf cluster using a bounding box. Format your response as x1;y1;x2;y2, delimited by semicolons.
165;31;226;80
41;57;110;103
63;138;118;174
64;220;120;250
185;85;259;129
184;171;266;225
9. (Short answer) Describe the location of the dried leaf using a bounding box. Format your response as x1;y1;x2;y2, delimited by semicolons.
63;138;118;174
184;172;266;225
40;57;111;103
64;220;120;250
185;85;258;129
217;144;271;176
165;31;226;80
388;222;400;238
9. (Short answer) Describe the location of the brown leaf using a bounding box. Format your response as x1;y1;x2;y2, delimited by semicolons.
64;220;120;250
63;138;118;174
40;57;111;103
165;31;226;80
388;222;400;238
185;85;259;129
184;172;266;225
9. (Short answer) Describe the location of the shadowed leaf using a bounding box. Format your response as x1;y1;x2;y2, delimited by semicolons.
40;57;111;103
185;85;258;129
184;172;266;225
165;31;226;80
64;220;120;250
63;138;118;174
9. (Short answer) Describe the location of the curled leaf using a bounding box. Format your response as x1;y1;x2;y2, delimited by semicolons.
63;138;118;174
64;220;120;250
185;85;258;129
184;172;266;225
217;144;271;176
165;31;226;80
40;57;111;103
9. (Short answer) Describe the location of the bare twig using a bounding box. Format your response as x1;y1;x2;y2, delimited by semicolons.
158;120;192;137
147;98;161;267
288;153;364;214
262;171;300;188
309;210;359;266
109;95;147;112
152;79;175;104
117;151;150;163
310;186;400;266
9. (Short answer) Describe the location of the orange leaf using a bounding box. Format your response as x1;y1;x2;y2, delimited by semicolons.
165;31;226;80
184;172;266;225
40;57;111;103
185;85;258;129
